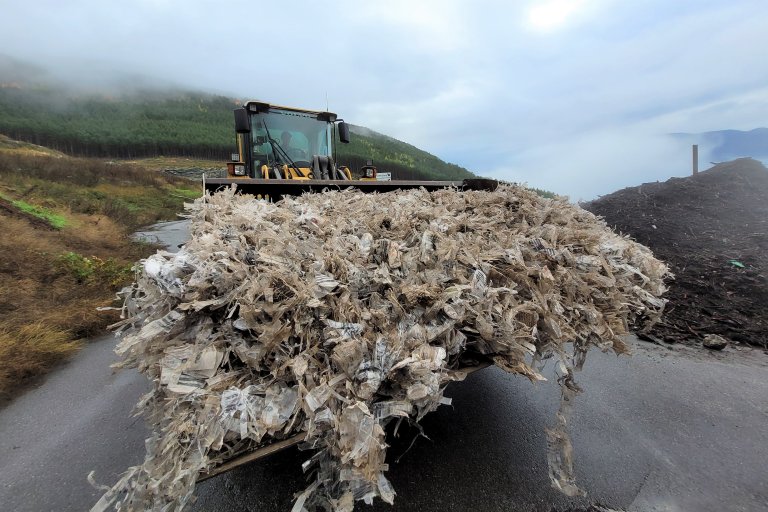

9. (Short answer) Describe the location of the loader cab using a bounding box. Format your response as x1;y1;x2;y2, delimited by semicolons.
229;102;350;180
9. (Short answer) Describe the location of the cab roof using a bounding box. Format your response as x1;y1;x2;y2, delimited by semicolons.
243;101;338;122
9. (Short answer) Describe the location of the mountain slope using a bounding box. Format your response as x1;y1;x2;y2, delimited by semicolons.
342;125;474;180
0;85;235;159
671;128;768;162
0;57;474;180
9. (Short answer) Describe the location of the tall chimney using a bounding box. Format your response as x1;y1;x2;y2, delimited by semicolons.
692;144;699;175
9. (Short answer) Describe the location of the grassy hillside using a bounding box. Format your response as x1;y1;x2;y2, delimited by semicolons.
341;125;474;180
0;57;475;180
0;144;198;399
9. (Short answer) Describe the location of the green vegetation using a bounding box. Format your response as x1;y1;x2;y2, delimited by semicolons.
529;187;556;199
0;193;67;228
338;125;474;181
57;251;133;286
0;151;199;229
0;87;234;159
494;179;557;199
172;187;205;200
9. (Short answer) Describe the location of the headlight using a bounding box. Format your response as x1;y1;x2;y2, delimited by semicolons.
234;165;246;176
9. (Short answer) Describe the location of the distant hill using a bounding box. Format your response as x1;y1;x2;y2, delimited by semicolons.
0;55;474;181
671;128;768;163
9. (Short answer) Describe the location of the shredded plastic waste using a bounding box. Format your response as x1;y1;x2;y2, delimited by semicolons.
91;184;668;511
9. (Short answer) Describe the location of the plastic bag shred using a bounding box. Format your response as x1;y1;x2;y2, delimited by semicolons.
91;184;668;511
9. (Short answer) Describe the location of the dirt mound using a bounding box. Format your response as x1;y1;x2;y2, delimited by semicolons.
584;158;768;347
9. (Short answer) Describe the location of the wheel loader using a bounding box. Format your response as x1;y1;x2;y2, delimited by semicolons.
197;101;497;479
203;101;496;198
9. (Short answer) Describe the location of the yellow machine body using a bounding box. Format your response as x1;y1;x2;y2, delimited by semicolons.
209;101;493;198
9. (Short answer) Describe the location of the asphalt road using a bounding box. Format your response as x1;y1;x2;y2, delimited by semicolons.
1;220;767;512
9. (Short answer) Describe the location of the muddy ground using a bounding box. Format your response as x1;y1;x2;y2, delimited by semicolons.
584;158;768;348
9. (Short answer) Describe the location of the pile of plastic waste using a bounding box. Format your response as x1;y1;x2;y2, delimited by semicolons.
91;184;668;511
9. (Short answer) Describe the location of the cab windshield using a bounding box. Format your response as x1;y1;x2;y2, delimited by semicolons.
250;110;331;167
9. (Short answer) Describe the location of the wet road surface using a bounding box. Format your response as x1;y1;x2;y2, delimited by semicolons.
1;220;767;512
133;219;190;252
192;343;768;512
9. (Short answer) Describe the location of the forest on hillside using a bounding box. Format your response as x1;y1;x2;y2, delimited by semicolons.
0;86;474;180
0;87;233;159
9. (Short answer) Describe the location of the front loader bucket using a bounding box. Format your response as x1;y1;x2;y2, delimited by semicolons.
203;178;498;199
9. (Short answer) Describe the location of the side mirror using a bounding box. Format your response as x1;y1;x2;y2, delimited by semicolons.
338;121;350;144
234;108;250;133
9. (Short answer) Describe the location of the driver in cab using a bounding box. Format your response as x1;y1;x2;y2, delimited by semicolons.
279;131;305;161
280;131;293;151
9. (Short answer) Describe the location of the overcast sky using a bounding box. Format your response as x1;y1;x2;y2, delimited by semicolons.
1;0;767;199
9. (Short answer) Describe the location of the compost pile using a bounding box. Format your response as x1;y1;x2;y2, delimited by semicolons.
92;184;667;511
585;158;768;347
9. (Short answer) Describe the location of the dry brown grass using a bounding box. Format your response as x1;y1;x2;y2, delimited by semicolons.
0;134;66;157
125;155;224;171
0;150;174;188
0;213;146;397
0;148;195;400
0;325;82;393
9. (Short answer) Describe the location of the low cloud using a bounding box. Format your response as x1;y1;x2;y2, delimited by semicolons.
489;127;695;200
1;0;767;199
